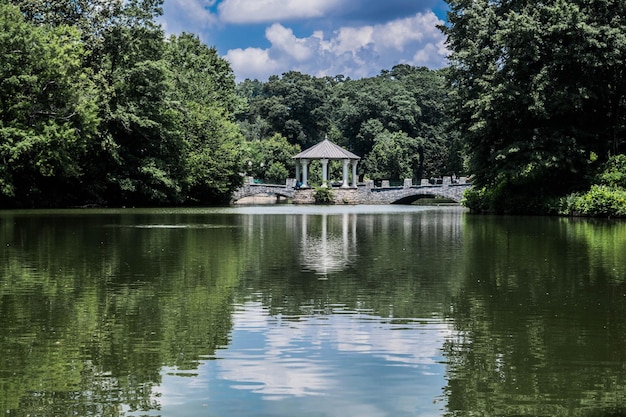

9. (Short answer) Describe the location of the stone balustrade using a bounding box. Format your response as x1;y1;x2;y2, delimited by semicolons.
233;177;472;205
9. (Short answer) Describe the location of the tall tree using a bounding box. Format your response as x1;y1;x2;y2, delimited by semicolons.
333;66;453;178
94;0;185;205
443;0;626;211
362;131;423;182
165;33;244;204
0;3;99;207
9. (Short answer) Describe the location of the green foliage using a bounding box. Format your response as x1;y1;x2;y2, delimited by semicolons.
443;0;626;212
243;133;300;182
362;130;422;181
560;185;626;217
265;162;289;185
0;3;99;206
596;154;626;188
242;71;336;148
557;155;626;217
333;66;453;178
313;186;334;204
164;34;244;204
1;0;244;207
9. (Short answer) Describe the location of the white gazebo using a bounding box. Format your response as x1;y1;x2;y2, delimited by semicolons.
293;137;360;188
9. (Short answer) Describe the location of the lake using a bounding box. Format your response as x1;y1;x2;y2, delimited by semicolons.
1;206;625;416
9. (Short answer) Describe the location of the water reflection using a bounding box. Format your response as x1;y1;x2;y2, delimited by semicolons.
2;208;626;417
150;301;451;417
300;213;357;276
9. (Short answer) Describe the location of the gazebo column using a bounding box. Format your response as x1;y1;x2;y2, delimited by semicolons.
341;159;350;188
301;159;309;188
351;160;359;187
320;158;329;187
295;163;300;184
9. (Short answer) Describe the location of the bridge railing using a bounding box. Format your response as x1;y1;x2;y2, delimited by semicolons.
242;176;469;190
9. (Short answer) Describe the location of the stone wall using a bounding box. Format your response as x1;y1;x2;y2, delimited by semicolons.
292;184;469;205
292;189;316;204
292;188;361;205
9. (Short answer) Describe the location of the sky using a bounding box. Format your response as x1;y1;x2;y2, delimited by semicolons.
158;0;451;82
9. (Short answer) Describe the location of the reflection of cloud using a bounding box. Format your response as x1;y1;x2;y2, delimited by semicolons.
300;214;357;275
216;302;453;400
145;301;453;416
217;303;336;399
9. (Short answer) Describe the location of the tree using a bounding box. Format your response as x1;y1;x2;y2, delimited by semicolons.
5;0;247;207
333;66;454;178
92;0;187;205
253;71;335;148
243;133;301;183
0;3;99;206
362;131;423;182
443;0;626;213
165;33;244;204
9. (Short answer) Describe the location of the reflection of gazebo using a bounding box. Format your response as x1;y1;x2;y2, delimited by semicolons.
300;213;357;276
293;137;360;188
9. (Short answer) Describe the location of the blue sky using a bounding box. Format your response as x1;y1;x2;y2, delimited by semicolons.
159;0;450;81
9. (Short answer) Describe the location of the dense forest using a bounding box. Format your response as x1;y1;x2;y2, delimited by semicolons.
1;0;625;215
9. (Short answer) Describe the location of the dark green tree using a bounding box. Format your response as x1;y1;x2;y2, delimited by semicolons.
92;0;186;205
443;0;626;213
333;66;454;178
362;131;423;182
4;0;247;207
0;3;99;207
253;71;336;148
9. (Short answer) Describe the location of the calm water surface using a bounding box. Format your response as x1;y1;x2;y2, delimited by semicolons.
1;206;625;416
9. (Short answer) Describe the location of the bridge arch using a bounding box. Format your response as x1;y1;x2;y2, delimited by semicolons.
368;185;468;205
391;193;452;205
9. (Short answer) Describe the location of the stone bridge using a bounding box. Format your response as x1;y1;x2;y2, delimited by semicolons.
232;184;296;202
232;177;472;205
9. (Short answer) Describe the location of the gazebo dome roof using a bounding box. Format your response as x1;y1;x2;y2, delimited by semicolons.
293;138;360;160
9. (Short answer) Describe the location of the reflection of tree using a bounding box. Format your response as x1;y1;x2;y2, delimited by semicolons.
237;208;466;320
0;211;242;415
443;216;626;416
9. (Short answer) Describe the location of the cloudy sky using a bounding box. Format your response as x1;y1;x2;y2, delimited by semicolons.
159;0;450;81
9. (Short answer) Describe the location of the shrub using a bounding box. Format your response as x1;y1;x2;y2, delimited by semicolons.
462;186;490;213
313;186;334;204
562;185;626;217
265;162;289;184
597;154;626;188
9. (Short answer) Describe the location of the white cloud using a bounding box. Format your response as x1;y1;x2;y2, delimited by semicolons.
224;12;448;81
219;0;343;23
225;47;282;80
160;0;218;37
265;24;314;62
332;26;374;55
